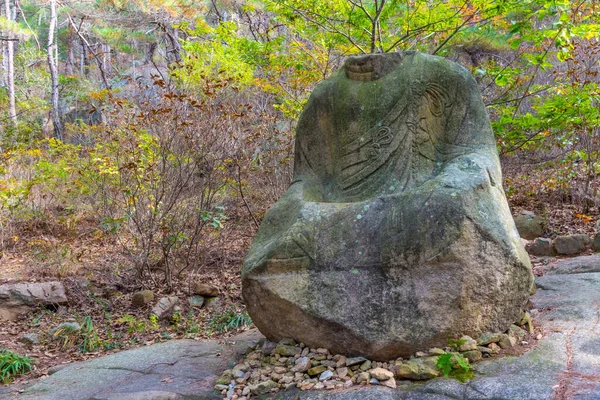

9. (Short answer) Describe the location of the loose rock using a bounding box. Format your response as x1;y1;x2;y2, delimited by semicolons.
203;297;223;311
478;346;492;356
0;281;68;320
554;234;591;255
307;365;327;377
192;283;219;297
518;311;534;334
249;380;277;396
232;369;245;380
462;350;482;363
294;357;311;372
428;348;446;356
187;296;204;308
359;360;372;371
497;334;513;349
19;333;41;345
488;342;501;354
527;237;555;257
458;336;478;351
131;290;154;307
274;345;299;357
50;322;81;338
215;370;232;385
319;370;333;381
369;367;393;381
345;357;367;367
514;211;545;240
381;377;397;388
151;296;180;319
508;324;528;341
477;332;502;346
357;372;370;383
395;357;439;380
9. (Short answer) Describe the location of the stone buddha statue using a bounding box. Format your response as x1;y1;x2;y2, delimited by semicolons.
242;51;533;360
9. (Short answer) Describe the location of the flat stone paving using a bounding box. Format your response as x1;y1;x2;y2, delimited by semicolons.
4;255;600;400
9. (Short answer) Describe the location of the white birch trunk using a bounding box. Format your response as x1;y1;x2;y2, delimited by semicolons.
4;0;17;125
47;0;62;139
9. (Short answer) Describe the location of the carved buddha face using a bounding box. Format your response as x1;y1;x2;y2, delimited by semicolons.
344;52;406;81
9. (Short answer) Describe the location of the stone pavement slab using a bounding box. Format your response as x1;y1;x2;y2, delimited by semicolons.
4;254;600;399
6;331;263;400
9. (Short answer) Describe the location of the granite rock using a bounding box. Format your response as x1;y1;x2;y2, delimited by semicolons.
242;51;533;360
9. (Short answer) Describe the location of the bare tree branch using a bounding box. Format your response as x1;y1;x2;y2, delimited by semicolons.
63;12;111;89
15;0;40;50
287;5;367;54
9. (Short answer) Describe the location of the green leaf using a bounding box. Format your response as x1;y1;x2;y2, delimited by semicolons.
495;74;509;87
436;353;454;377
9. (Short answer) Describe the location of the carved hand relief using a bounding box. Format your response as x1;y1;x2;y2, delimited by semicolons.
367;126;394;159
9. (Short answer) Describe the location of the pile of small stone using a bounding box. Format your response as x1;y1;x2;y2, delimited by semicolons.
215;313;535;399
131;282;222;320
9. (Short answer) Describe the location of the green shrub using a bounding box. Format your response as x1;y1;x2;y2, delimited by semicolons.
117;314;159;334
436;352;474;382
79;316;103;353
208;309;252;333
0;349;33;384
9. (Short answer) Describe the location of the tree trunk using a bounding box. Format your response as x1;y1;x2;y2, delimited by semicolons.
1;41;7;87
4;0;17;126
80;37;89;77
165;27;181;64
102;43;107;73
143;42;157;65
66;25;75;75
47;0;62;140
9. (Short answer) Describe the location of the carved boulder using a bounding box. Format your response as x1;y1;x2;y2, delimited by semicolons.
242;51;533;360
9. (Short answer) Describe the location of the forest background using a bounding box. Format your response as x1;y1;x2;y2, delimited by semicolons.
0;0;599;383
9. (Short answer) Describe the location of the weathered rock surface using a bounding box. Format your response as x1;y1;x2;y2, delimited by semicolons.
18;333;41;346
9;256;600;399
370;367;394;381
592;232;600;252
243;51;533;359
526;237;555;257
554;234;591;255
192;283;219;297
131;290;154;307
203;296;223;311
270;254;600;399
0;281;68;320
544;252;600;274
151;296;179;319
49;322;81;338
10;331;261;400
90;391;183;400
395;357;439;380
514;211;545;240
187;295;204;308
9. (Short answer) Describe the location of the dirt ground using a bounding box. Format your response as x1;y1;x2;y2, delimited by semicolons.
0;225;252;386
